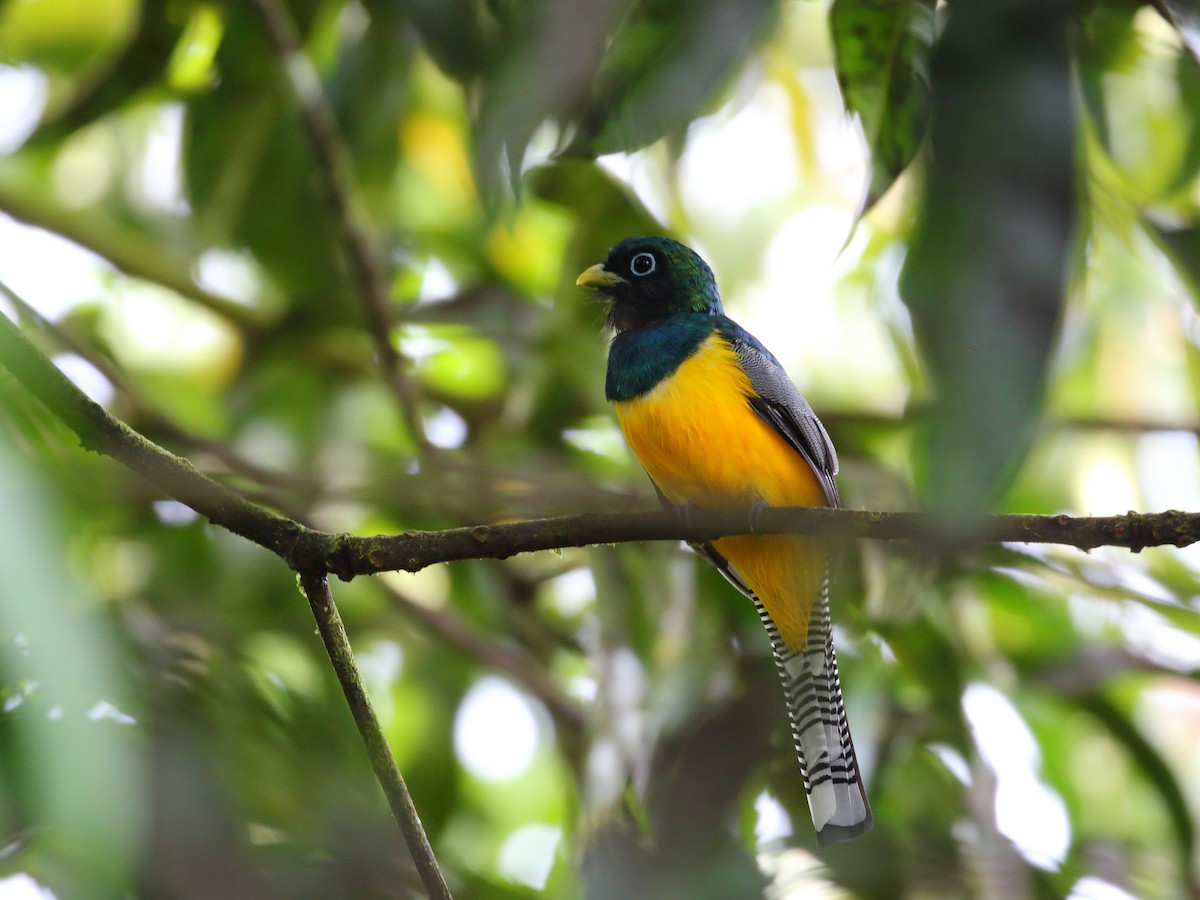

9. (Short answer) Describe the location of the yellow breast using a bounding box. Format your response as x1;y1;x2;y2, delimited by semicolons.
614;333;829;650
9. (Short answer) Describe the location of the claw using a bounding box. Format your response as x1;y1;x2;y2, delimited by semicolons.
674;501;695;530
749;500;769;535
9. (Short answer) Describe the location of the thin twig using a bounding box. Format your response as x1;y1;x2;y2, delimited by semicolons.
247;0;429;453
300;572;452;900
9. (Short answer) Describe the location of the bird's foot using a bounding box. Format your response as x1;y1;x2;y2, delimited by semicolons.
674;501;696;530
749;500;770;535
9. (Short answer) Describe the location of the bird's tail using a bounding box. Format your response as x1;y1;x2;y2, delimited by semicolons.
754;580;872;846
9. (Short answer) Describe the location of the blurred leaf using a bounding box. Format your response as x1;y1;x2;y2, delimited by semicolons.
885;614;971;749
1170;51;1200;193
1144;215;1200;305
0;430;142;894
474;0;629;202
899;0;1076;515
1078;691;1196;885
1155;0;1200;65
564;0;782;157
1073;1;1138;157
27;0;188;146
183;4;347;315
0;0;137;74
404;0;489;83
416;326;508;401
829;0;934;210
527;160;661;253
327;0;413;197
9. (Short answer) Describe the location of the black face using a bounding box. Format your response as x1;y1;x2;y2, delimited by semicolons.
577;236;723;333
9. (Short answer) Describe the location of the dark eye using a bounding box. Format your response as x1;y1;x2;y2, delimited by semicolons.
629;252;656;277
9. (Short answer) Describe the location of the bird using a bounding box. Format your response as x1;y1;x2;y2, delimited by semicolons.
576;235;872;846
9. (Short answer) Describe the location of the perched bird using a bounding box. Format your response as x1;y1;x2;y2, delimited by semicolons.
577;236;872;846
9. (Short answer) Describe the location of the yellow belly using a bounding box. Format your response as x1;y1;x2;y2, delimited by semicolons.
614;333;829;650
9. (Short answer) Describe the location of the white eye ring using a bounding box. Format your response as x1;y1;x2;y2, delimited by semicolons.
629;252;656;277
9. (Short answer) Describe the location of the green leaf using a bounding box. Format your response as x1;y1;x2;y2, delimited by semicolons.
899;0;1076;516
327;0;415;197
1156;0;1200;67
829;0;934;210
182;3;347;315
564;0;782;157
1169;51;1200;193
1078;691;1196;885
27;0;187;146
473;0;629;203
1144;215;1200;305
1072;1;1138;157
526;159;661;255
404;0;489;84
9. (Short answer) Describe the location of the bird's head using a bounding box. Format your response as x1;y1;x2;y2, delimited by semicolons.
576;236;723;332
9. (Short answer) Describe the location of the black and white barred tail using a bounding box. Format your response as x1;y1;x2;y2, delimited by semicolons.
753;577;871;846
691;541;871;844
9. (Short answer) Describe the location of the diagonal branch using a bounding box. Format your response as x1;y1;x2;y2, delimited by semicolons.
0;301;453;894
247;0;429;454
0;301;309;555
300;572;452;900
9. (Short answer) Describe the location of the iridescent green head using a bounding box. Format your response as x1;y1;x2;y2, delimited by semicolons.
576;236;723;332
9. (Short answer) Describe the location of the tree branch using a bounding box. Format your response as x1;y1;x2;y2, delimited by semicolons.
3;306;1197;581
292;506;1200;579
248;0;429;454
300;572;452;900
0;303;454;895
821;406;1200;438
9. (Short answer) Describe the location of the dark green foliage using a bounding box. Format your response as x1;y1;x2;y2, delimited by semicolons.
829;0;934;209
563;0;782;157
901;0;1076;515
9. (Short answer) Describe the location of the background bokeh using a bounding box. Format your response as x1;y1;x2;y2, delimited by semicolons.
1;0;1200;897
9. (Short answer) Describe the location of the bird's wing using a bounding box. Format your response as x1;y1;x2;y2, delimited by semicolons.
705;319;870;844
717;321;840;508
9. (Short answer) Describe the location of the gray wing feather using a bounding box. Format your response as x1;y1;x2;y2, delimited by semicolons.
733;340;840;507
